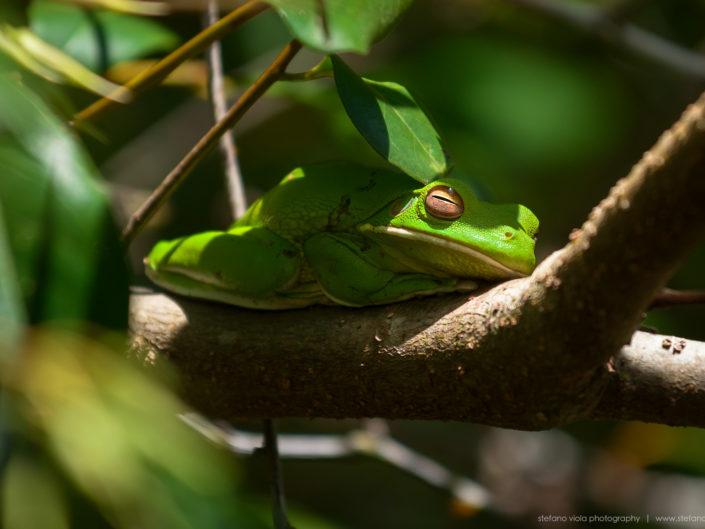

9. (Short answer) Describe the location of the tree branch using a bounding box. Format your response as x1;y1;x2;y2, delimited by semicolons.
649;288;705;310
130;289;705;428
593;331;705;425
129;88;705;429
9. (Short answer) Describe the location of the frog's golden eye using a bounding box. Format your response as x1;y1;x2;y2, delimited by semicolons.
425;185;464;220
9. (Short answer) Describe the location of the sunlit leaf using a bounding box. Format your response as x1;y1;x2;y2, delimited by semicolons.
67;0;169;16
0;27;64;83
332;55;449;183
1;25;129;101
265;0;413;54
0;76;128;328
29;0;179;72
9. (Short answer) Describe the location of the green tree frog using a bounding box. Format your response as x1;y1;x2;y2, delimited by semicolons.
145;163;539;309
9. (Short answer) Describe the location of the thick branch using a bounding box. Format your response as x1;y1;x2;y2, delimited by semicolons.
501;89;705;418
594;331;705;426
129;290;705;428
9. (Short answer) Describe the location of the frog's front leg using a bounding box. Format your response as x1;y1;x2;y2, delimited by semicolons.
304;233;477;306
146;226;324;309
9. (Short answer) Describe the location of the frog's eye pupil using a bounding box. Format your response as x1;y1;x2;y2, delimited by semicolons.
425;185;464;220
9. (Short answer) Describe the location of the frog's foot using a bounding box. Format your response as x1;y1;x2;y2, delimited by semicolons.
455;279;480;292
304;233;478;306
145;226;318;309
348;275;478;306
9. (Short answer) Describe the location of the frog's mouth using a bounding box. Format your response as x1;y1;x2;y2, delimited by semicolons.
361;225;529;280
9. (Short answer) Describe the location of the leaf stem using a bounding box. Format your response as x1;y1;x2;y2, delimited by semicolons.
279;57;333;81
73;0;269;124
120;39;303;247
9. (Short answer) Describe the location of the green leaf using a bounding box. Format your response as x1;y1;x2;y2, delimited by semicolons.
265;0;413;54
28;0;179;72
0;202;25;364
332;55;450;183
2;453;69;529
0;75;128;328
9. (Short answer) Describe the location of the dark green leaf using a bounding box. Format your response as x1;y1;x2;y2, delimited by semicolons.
266;0;413;54
332;55;449;183
0;76;128;328
28;0;179;72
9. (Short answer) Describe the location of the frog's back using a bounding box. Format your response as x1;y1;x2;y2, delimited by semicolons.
235;163;415;241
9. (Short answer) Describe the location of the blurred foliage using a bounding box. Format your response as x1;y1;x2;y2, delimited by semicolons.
28;0;179;72
2;0;705;528
0;75;127;328
2;329;267;529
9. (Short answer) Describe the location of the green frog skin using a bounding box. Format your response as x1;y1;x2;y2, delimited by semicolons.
145;163;539;309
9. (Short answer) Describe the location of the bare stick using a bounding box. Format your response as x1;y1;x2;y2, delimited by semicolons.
263;419;293;529
500;0;705;79
73;0;269;124
649;288;705;310
204;0;247;220
180;413;491;511
120;40;302;247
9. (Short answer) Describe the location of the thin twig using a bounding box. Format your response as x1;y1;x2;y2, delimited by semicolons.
602;0;652;24
204;0;247;220
73;0;269;124
180;413;491;511
648;288;705;310
500;0;705;79
182;413;705;519
120;40;302;247
263;419;293;529
355;419;491;509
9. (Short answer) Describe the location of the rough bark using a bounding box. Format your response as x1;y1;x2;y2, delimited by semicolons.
129;290;705;428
